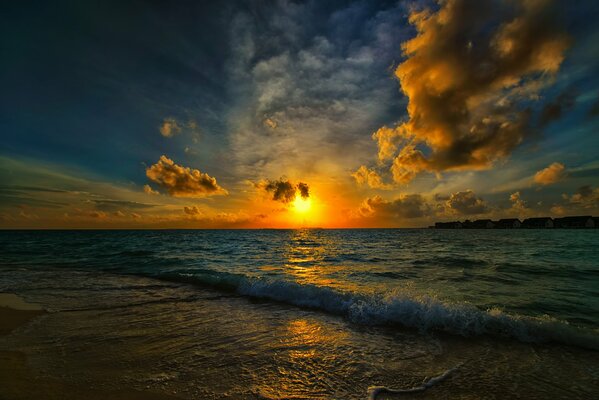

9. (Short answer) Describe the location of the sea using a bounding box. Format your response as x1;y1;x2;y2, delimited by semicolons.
1;229;598;399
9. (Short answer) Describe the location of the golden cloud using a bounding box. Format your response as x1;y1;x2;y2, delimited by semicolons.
534;162;567;185
146;156;228;198
183;206;202;215
351;166;391;189
159;118;182;138
263;118;278;129
566;185;599;208
374;0;570;183
359;194;430;219
144;184;160;195
509;191;529;214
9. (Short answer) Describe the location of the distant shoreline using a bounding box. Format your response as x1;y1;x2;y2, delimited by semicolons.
432;215;598;229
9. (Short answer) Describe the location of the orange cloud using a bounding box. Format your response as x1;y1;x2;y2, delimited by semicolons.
146;156;228;198
373;0;570;183
509;191;530;215
159;118;182;137
263;118;277;129
566;185;599;208
183;206;202;216
351;166;390;189
143;184;160;195
534;162;567;185
359;194;430;219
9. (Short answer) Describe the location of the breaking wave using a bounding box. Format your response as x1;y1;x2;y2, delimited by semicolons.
148;270;599;351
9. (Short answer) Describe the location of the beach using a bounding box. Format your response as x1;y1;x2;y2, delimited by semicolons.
1;229;598;399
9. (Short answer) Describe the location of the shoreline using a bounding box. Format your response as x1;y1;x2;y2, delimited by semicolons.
1;266;598;399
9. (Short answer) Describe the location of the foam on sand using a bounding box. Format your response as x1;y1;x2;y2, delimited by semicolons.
368;363;462;399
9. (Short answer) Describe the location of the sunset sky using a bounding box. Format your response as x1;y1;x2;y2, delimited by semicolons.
1;0;598;228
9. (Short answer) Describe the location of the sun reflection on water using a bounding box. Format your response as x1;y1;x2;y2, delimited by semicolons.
282;229;360;292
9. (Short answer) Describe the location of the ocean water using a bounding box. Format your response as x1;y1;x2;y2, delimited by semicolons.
1;229;598;399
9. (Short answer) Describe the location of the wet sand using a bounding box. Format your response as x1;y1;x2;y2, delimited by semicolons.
0;293;182;400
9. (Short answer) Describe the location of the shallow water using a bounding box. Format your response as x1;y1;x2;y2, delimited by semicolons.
0;229;598;398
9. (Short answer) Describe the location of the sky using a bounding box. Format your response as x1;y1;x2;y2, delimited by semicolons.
1;0;598;228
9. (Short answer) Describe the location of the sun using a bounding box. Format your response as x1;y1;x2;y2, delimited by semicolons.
293;195;312;214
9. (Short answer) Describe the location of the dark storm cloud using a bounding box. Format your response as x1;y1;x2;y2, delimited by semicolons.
297;182;309;199
373;0;571;183
259;179;310;204
445;190;488;215
264;180;296;203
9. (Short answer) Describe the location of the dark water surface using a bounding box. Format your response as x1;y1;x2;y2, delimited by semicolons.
1;229;598;398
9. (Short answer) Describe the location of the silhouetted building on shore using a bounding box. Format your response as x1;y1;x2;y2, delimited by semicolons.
470;219;495;229
435;221;462;229
554;216;595;228
433;215;598;229
495;218;521;229
522;217;554;229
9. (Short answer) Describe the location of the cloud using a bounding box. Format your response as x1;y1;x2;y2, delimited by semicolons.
18;210;39;220
91;199;156;211
143;184;160;195
159;118;201;140
297;182;309;199
159;118;182;137
263;180;295;203
258;179;309;203
534;162;567;185
263;118;277;129
359;194;430;219
183;206;202;216
146;156;228;198
509;191;529;214
226;3;412;178
445;190;488;215
566;185;599;208
373;0;570;183
351;165;391;189
549;205;566;215
65;209;107;219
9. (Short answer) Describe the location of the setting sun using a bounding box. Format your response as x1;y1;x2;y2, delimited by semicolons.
293;195;312;214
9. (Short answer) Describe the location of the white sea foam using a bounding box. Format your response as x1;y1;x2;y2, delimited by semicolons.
367;363;462;399
155;271;599;350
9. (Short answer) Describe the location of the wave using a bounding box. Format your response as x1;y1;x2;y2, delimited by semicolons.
147;270;599;350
